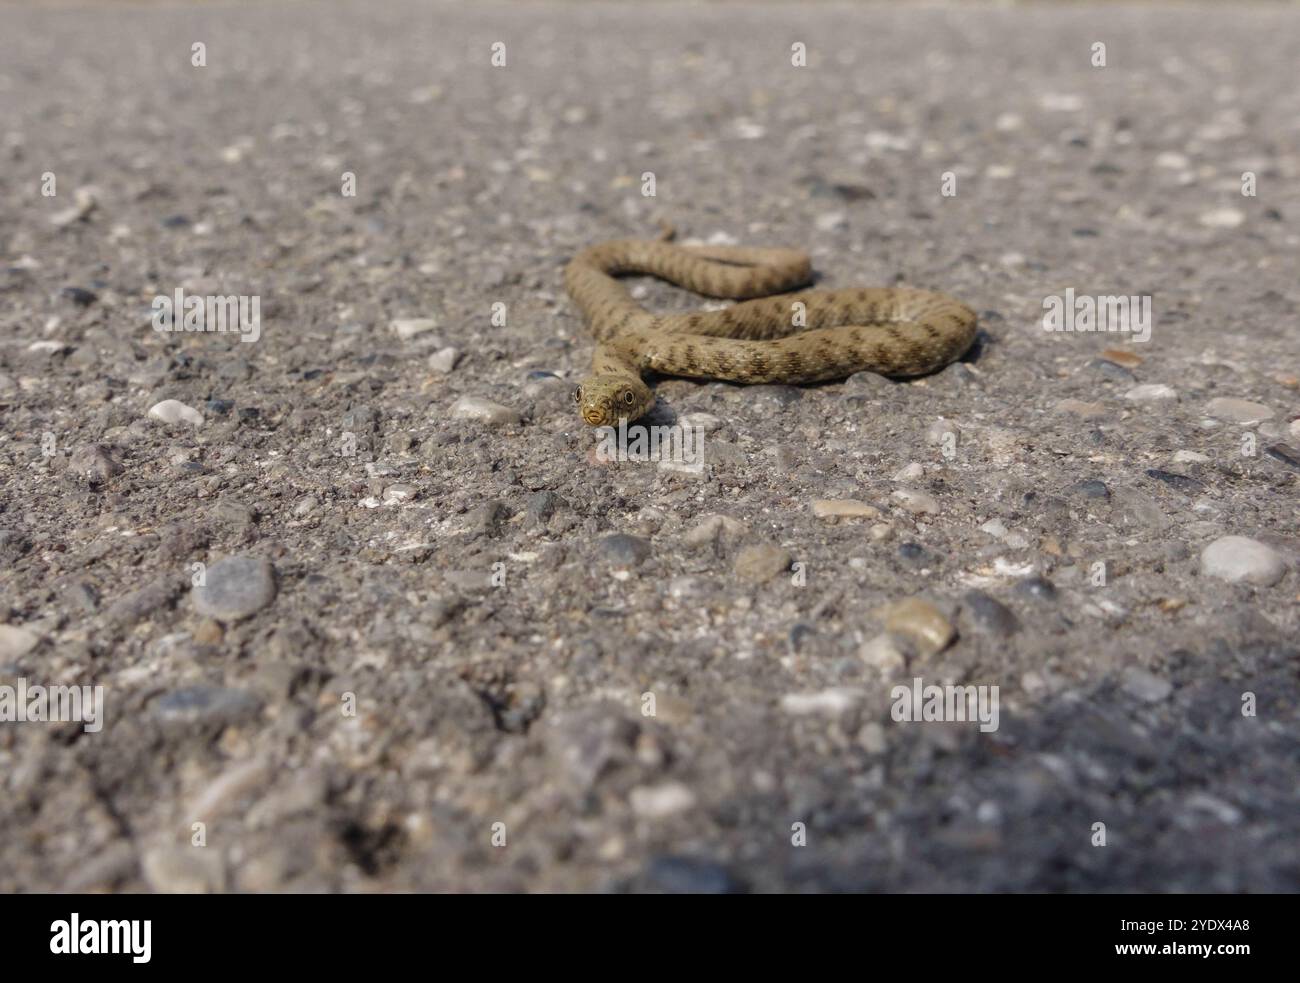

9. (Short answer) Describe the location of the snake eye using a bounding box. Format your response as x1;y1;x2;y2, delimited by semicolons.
573;387;582;404
623;390;635;405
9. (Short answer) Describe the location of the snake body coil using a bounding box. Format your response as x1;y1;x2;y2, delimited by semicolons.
565;235;977;427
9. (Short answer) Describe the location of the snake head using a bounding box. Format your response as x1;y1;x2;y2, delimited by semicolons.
574;375;654;427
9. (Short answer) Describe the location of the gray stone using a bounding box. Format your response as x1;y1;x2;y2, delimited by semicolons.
1204;397;1274;424
0;624;41;660
1121;667;1173;703
961;591;1021;636
1071;479;1110;500
641;855;746;894
1015;577;1058;602
151;686;263;728
598;534;651;567
892;488;940;515
192;555;277;620
68;443;123;483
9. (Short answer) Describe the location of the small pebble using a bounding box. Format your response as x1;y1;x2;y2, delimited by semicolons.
151;686;263;728
1204;397;1273;424
683;514;747;547
1100;348;1143;369
427;347;461;373
192;554;277;620
59;286;97;307
1146;469;1206;495
148;399;204;426
859;632;906;672
815;211;848;232
892;462;924;482
1198;207;1245;229
1071;479;1110;500
1125;384;1178;402
526;490;563;526
630;782;696;819
1121;667;1173;703
1015;576;1058;601
810;499;881;520
449;395;520;425
896;542;936;567
1200;536;1286;586
961;591;1021;637
780;688;859;716
390;317;439;339
68;443;122;483
880;597;955;656
1087;359;1135;383
598;533;652;567
733;544;792;584
892;488;939;515
1054;399;1108;419
0;624;41;660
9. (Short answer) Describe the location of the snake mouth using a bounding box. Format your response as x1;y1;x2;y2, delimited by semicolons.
582;403;615;426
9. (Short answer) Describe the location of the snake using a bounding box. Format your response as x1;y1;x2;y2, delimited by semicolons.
564;230;978;427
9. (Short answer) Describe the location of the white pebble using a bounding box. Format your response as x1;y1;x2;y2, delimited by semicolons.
892;488;939;515
427;347;461;374
1124;384;1178;402
0;624;41;659
781;688;860;716
859;633;905;673
980;519;1008;538
815;211;848;232
390;317;439;340
629;782;696;819
147;399;204;426
1199;207;1244;229
1201;536;1286;586
1039;93;1083;112
449;396;520;425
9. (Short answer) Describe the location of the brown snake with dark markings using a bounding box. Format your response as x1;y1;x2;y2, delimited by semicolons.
565;231;977;427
